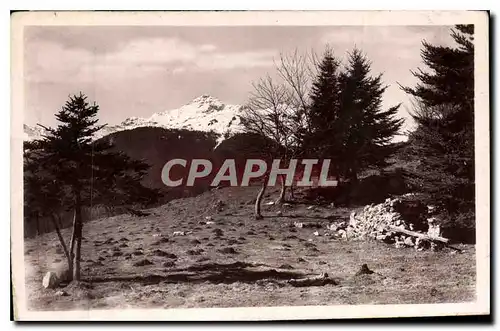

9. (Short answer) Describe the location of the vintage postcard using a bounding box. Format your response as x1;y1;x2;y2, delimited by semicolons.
11;11;490;321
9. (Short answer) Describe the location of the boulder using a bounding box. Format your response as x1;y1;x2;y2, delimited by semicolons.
55;290;70;296
42;272;60;289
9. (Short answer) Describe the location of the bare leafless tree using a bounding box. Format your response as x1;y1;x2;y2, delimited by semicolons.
241;75;293;218
274;49;319;201
240;49;319;217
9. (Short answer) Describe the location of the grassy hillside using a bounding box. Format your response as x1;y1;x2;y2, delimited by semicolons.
24;184;476;310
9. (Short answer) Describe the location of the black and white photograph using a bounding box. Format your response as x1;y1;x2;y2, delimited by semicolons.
10;11;490;321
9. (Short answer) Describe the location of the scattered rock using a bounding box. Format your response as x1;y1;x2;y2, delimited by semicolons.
162;261;176;267
152;250;177;259
112;251;123;257
152;237;170;246
55;290;69;297
288;273;337;287
191;239;202;245
133;259;154;267
213;228;224;236
355;264;374;276
196;256;210;262
279;264;294;269
186;249;204;256
218;247;238;254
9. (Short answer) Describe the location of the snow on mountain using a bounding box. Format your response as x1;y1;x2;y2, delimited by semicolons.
23;124;48;142
23;95;246;144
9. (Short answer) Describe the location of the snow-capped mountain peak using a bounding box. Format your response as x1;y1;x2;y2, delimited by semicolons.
24;95;246;144
23;124;48;141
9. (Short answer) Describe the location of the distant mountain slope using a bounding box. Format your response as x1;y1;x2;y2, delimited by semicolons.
100;127;219;202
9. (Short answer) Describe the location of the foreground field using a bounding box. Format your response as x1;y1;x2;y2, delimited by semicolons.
23;186;476;310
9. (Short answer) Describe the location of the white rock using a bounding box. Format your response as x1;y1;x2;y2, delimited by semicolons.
173;231;186;236
42;272;59;289
313;231;320;236
404;236;414;246
205;221;215;225
266;201;275;206
205;216;213;221
306;206;315;210
276;211;283;216
349;212;358;227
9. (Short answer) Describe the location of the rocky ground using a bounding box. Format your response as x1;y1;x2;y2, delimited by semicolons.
23;185;476;311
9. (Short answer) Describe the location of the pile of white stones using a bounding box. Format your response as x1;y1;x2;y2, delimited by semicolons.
327;197;443;251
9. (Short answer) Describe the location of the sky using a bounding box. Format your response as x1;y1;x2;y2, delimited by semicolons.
24;25;456;136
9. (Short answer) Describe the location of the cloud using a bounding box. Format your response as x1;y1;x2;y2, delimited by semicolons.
199;44;217;52
25;37;277;85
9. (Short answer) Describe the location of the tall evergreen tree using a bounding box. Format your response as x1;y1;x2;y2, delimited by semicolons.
339;49;403;181
400;25;475;241
24;93;161;281
305;49;343;179
306;48;402;182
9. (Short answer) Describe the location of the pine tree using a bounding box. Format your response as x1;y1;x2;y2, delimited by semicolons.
305;49;343;179
24;93;161;281
306;48;402;182
400;25;475;241
339;49;403;181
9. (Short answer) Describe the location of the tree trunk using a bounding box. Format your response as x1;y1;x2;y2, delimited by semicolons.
50;214;72;277
289;183;295;201
387;225;449;243
72;194;83;281
275;175;287;204
350;167;358;183
255;177;268;220
68;210;77;281
35;212;40;236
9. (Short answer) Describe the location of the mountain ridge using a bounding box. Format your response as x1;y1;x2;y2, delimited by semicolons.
23;94;246;144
